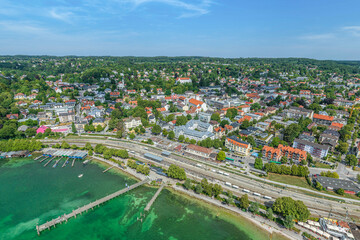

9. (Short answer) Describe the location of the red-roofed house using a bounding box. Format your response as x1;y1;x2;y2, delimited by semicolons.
313;114;334;125
329;122;343;131
188;98;207;111
6;114;18;120
176;77;192;84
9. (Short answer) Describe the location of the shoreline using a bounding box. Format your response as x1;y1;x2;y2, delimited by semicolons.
169;186;293;240
91;157;295;240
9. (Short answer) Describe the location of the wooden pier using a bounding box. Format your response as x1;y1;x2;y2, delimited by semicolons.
61;158;68;168
102;166;114;173
144;184;164;212
39;156;48;163
43;157;55;167
36;178;150;235
71;159;75;167
52;157;62;167
34;155;43;161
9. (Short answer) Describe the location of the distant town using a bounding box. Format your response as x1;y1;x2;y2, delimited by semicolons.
1;56;360;240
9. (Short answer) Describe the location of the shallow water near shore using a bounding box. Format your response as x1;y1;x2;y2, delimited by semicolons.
0;157;287;240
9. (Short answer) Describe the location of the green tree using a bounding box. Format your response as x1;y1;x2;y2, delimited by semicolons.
247;136;256;147
168;131;175;140
211;113;221;122
166;164;186;180
103;148;112;159
315;181;323;190
272;197;310;222
266;208;274;221
96;124;103;132
129;133;135;139
178;135;185;142
61;141;70;149
220;120;230;127
239;194;250;209
217;151;226;161
283;215;294;229
85;142;93;150
25;128;37;137
88;149;93;156
240;120;250;129
280;156;287;164
151;125;162;135
320;171;339;179
249;202;260;214
336;188;345;195
345;154;357;166
176;115;188;126
226;108;238;119
270;137;280;147
184;179;192;189
212;184;223;197
195;184;203;194
283;123;301;143
254;158;263;170
72;122;77;133
337;142;349;155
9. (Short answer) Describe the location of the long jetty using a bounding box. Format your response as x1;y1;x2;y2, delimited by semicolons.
34;155;42;161
103;166;114;173
36;178;150;235
61;158;68;168
39;156;48;163
71;159;75;167
52;157;62;167
43;157;55;167
144;184;164;212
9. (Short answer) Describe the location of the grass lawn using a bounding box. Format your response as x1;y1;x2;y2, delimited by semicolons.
313;162;332;169
267;173;312;189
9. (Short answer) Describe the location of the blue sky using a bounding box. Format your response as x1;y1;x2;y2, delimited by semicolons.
0;0;360;59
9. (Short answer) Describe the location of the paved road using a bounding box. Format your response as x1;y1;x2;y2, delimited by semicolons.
43;138;360;220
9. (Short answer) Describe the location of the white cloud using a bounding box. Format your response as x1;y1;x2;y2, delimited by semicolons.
121;0;213;17
49;9;74;23
0;21;47;34
300;33;335;40
342;26;360;36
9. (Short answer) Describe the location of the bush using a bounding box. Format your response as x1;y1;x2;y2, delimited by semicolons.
336;188;345;195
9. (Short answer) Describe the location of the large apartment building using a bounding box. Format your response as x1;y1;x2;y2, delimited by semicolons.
225;136;251;156
313;114;334;126
262;144;307;163
123;117;142;131
293;138;329;159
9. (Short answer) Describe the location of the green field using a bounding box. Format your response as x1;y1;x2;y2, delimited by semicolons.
313;162;332;169
267;173;311;189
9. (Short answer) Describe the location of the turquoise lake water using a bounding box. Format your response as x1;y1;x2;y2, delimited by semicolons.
0;157;281;240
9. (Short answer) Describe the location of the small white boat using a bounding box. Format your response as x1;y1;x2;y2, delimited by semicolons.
78;174;83;178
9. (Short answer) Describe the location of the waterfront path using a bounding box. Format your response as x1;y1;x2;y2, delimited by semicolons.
36;177;150;235
173;185;302;240
144;184;164;211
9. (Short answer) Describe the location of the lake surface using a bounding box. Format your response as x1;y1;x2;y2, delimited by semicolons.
0;157;284;240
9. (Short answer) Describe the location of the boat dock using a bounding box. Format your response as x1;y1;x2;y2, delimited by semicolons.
39;156;48;163
44;157;55;167
36;178;150;235
71;159;75;167
34;155;43;161
144;184;164;212
61;158;69;168
52;157;62;168
103;166;114;173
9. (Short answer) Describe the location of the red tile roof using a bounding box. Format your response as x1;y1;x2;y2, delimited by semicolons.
313;114;334;121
